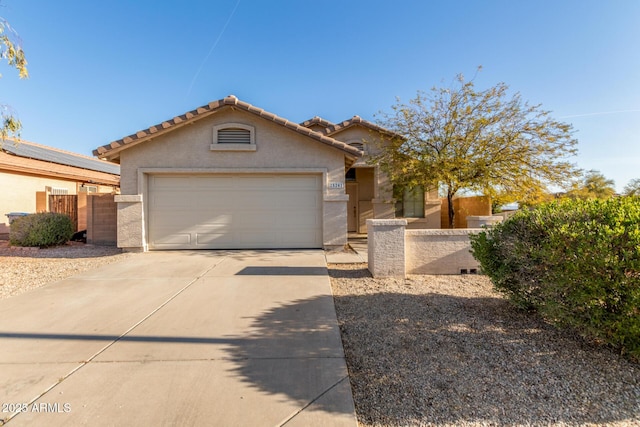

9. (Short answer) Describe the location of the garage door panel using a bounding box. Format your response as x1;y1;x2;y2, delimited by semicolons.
193;215;234;226
195;233;233;246
151;192;194;209
148;174;323;249
153;233;192;246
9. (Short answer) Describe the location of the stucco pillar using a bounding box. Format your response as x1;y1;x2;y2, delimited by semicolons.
324;194;349;249
367;219;407;278
114;194;145;252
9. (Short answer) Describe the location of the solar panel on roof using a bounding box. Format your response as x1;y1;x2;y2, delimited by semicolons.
2;140;120;175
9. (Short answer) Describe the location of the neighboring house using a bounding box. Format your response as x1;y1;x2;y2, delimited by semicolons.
92;95;447;252
0;139;120;233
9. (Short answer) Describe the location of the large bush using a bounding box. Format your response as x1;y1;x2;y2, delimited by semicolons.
9;212;74;248
470;197;640;361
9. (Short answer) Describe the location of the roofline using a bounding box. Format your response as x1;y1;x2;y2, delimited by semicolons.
324;115;402;139
0;152;120;186
94;96;363;161
2;137;120;172
299;116;335;130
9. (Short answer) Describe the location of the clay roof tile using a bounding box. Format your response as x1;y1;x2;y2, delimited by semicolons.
94;96;363;160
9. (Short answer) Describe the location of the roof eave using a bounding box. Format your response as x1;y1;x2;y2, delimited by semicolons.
95;96;362;160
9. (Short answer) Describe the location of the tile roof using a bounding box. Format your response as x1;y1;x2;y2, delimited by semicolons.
324;115;400;138
94;96;363;161
299;116;335;129
2;138;120;175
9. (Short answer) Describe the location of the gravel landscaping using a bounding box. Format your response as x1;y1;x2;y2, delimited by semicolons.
0;241;132;300
3;245;638;426
329;263;640;427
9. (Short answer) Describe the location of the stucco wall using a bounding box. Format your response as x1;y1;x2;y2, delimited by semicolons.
117;108;350;250
367;219;481;277
330;126;395;225
405;229;480;275
0;172;77;231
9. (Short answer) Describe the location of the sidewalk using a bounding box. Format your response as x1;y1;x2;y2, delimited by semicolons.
324;236;367;264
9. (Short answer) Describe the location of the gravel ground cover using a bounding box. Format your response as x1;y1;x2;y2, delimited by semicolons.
0;241;132;300
329;263;640;427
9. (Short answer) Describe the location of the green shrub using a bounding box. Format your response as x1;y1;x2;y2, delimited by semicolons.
470;197;640;361
9;212;74;248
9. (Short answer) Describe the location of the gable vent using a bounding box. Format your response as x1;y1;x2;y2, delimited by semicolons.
349;142;365;153
217;128;251;144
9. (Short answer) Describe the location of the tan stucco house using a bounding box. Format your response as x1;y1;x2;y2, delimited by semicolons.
93;95;444;251
1;139;120;234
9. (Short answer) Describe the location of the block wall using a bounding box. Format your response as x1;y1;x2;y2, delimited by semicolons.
87;194;117;245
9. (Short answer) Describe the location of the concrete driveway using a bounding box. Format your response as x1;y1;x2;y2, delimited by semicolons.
0;250;356;426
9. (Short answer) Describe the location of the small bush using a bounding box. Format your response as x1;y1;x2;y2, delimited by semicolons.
9;212;74;248
470;197;640;361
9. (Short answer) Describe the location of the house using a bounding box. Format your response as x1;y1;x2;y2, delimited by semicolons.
300;115;442;232
0;139;120;234
93;95;453;251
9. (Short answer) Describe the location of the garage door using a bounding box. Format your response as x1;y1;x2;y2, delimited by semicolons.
148;174;323;249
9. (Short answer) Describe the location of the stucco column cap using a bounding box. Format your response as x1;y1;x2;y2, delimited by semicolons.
367;219;407;226
114;194;142;203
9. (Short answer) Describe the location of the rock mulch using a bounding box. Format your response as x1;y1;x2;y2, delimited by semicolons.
329;263;640;427
0;241;132;300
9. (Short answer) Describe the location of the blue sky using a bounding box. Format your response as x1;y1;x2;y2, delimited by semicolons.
3;0;639;192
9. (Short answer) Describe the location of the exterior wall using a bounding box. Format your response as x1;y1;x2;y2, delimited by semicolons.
330;126;396;231
466;215;503;228
405;229;480;275
441;195;492;228
0;171;77;233
117;109;349;250
114;195;144;250
404;189;442;229
86;194;117;245
367;219;481;277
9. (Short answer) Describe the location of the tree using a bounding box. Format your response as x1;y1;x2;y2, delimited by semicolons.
566;170;616;200
372;71;580;228
0;15;28;141
623;178;640;197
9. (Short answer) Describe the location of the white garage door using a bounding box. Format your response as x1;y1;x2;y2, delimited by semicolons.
148;174;323;250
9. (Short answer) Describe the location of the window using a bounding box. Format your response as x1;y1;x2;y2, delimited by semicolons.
211;123;256;151
402;186;425;218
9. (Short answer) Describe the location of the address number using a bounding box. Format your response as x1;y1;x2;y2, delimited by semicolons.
329;182;344;189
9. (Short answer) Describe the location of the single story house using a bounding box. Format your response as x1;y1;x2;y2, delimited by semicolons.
95;95;448;251
0;139;120;234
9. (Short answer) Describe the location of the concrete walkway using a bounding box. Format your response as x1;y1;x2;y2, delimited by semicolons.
324;237;367;264
0;250;356;426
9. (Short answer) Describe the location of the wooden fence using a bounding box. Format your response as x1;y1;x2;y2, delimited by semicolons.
49;194;78;231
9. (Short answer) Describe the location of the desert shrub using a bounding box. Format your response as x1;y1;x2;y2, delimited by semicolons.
9;212;74;248
470;197;640;361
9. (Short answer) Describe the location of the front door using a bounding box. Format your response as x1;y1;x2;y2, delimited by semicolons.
346;182;358;233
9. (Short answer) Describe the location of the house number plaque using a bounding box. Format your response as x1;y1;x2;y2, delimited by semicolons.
329;182;344;189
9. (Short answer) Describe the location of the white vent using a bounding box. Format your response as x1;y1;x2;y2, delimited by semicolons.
217;128;251;144
49;187;69;195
